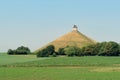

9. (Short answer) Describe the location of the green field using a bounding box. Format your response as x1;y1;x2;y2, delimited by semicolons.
1;54;120;80
3;56;120;67
0;54;47;65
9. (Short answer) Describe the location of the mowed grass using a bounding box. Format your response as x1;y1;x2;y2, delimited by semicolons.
1;54;120;80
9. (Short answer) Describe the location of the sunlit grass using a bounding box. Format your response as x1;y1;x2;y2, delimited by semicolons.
5;56;120;67
1;67;120;80
1;54;120;80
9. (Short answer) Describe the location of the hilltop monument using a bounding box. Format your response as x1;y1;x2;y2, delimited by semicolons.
36;25;96;52
73;25;78;31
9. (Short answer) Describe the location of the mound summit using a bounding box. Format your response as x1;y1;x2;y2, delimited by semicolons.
36;25;96;52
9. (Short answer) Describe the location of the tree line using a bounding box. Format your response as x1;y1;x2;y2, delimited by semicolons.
7;46;31;55
7;41;120;57
36;41;120;57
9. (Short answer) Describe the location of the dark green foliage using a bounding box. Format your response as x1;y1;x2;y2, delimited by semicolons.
64;46;75;56
46;45;55;55
98;42;119;56
37;49;49;57
79;41;120;56
17;46;30;52
119;45;120;54
58;48;65;55
36;41;120;57
64;46;81;56
98;42;108;56
7;46;31;55
82;45;96;56
74;47;82;56
37;45;55;57
7;49;14;55
81;43;103;56
52;52;57;57
92;43;103;55
62;41;120;57
16;46;31;55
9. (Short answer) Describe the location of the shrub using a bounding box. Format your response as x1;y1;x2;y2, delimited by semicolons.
37;49;49;57
64;46;81;56
7;49;14;55
46;45;55;55
37;45;55;57
98;42;120;56
7;46;31;55
52;52;57;57
82;45;96;56
58;48;65;55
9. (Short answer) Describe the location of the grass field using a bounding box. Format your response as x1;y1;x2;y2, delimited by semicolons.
0;53;47;65
1;53;120;80
3;56;120;67
1;67;120;80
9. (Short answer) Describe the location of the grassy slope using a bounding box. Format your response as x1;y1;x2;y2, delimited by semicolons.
35;30;96;52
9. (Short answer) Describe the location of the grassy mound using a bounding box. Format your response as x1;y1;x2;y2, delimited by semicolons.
36;30;96;52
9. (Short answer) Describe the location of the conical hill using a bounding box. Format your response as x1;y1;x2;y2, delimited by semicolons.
36;25;96;52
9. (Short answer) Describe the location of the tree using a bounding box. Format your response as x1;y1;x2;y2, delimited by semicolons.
74;47;82;56
98;42;120;56
37;49;49;57
119;44;120;55
82;44;96;56
17;46;30;51
64;46;75;56
105;41;119;56
7;49;14;55
58;48;65;55
64;46;81;56
52;52;57;57
7;46;31;55
46;45;55;55
98;42;108;56
16;46;31;55
37;45;55;57
92;43;102;55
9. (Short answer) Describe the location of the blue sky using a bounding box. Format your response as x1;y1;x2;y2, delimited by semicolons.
0;0;120;52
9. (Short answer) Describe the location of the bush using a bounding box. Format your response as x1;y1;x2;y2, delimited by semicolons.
58;48;65;55
37;45;55;57
46;45;55;55
81;41;120;56
92;43;103;55
37;49;49;57
64;46;81;56
98;41;120;56
7;46;31;55
37;41;120;57
52;52;57;57
7;49;14;55
82;45;96;56
63;41;120;57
